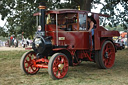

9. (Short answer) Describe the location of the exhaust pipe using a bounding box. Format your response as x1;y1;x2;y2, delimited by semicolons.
38;2;46;36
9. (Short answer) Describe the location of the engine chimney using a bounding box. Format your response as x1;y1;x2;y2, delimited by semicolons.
38;2;46;36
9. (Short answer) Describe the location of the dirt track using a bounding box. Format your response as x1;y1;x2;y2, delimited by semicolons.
0;47;26;51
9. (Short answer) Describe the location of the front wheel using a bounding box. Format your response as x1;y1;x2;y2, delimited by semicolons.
48;53;69;80
95;41;115;69
20;51;40;75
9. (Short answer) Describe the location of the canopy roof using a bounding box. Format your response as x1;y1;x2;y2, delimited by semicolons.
33;9;109;17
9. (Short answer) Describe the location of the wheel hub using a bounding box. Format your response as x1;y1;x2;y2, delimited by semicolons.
105;52;109;58
29;60;34;66
58;64;64;70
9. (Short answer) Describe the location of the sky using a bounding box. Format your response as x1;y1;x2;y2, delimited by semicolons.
0;15;6;27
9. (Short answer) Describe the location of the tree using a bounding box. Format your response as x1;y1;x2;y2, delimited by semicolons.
0;0;39;38
72;0;128;28
0;0;127;38
73;0;93;11
100;0;128;29
0;27;8;37
105;24;125;31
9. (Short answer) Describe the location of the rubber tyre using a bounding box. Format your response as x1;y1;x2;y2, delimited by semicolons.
95;41;115;69
95;50;102;68
20;51;40;75
48;53;69;80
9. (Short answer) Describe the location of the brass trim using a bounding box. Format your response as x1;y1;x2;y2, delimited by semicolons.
38;6;46;9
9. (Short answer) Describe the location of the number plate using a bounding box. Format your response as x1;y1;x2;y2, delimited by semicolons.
59;37;65;40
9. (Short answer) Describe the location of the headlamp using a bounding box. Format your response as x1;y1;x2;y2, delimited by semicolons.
35;38;42;47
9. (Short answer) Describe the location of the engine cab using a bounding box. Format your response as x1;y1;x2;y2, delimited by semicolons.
33;8;119;55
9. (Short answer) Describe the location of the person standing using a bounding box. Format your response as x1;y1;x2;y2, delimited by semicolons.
87;16;96;49
10;35;13;47
87;16;96;35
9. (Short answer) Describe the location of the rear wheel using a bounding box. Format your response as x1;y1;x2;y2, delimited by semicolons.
20;51;40;74
48;53;69;80
95;41;115;69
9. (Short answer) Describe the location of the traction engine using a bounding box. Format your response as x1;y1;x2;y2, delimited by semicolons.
20;2;120;79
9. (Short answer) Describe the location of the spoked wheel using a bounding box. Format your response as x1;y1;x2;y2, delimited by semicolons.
48;53;69;80
95;41;115;69
20;51;40;74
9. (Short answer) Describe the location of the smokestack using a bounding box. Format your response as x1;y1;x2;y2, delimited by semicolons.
38;2;46;36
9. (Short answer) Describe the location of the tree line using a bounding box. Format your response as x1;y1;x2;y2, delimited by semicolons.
0;0;127;38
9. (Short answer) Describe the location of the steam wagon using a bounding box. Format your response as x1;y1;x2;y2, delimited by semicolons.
20;3;120;79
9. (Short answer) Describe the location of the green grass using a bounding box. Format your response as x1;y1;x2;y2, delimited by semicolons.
0;50;27;59
0;49;128;85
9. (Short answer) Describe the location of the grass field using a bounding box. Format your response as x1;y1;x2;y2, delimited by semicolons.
0;49;128;85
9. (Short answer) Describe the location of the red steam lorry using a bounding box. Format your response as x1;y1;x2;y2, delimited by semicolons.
20;2;120;79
